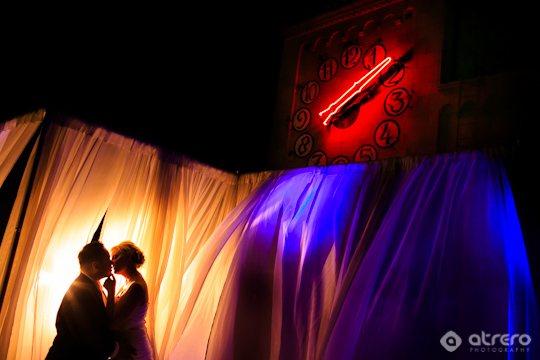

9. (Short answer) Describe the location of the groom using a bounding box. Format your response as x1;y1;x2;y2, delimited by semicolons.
46;241;121;360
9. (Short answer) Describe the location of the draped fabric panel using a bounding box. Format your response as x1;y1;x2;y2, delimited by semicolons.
176;152;538;360
0;120;137;359
0;109;44;188
0;112;537;360
0;116;270;360
98;152;265;358
0;132;40;314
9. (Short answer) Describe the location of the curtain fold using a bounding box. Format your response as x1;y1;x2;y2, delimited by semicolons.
0;136;40;309
0;120;135;359
0;111;537;360
0;109;44;188
98;151;252;359
0;114;271;360
178;152;538;360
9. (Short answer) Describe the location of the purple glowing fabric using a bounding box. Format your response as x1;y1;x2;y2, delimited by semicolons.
202;151;537;359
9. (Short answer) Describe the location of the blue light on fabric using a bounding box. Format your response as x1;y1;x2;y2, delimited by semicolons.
201;151;538;359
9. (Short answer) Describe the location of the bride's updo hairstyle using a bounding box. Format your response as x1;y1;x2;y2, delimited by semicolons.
113;241;146;269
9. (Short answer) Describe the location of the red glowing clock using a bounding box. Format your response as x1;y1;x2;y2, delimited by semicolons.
319;56;392;126
290;39;412;168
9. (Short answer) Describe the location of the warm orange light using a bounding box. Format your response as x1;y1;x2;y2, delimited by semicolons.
319;57;393;125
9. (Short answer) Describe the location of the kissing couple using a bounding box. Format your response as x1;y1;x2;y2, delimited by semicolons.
45;241;154;360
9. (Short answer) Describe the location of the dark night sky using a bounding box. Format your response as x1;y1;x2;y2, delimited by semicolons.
5;1;532;174
1;2;336;174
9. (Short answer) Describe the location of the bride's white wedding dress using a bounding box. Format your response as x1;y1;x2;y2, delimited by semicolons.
116;282;154;360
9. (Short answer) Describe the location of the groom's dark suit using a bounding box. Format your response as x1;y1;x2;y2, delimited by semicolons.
45;273;116;360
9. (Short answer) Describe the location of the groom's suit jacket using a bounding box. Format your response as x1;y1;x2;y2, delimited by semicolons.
45;273;116;360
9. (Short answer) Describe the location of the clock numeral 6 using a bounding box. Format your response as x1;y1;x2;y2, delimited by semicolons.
331;156;349;165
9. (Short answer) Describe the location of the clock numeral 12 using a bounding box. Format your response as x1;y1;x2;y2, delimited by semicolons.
341;45;361;69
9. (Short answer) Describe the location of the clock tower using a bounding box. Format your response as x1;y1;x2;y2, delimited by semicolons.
268;0;444;169
268;0;530;170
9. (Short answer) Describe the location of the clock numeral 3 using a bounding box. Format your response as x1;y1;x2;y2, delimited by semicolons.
384;88;410;116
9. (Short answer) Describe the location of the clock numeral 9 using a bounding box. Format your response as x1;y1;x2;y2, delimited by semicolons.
293;108;311;131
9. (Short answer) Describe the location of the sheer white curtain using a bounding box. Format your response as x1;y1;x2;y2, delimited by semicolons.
0;119;136;359
0;109;44;188
98;151;255;359
0;110;45;286
0;115;269;360
0;110;44;355
1;112;537;360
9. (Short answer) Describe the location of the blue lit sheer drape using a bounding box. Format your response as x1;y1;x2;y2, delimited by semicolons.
176;151;538;359
0;112;537;359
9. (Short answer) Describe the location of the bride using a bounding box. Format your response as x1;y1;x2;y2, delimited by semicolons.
104;241;154;360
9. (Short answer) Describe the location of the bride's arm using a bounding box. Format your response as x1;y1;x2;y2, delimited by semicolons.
110;283;146;329
103;276;116;322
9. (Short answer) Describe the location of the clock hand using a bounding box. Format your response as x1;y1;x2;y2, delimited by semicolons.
319;56;393;125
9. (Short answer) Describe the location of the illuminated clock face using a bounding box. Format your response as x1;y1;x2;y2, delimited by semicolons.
290;33;414;168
